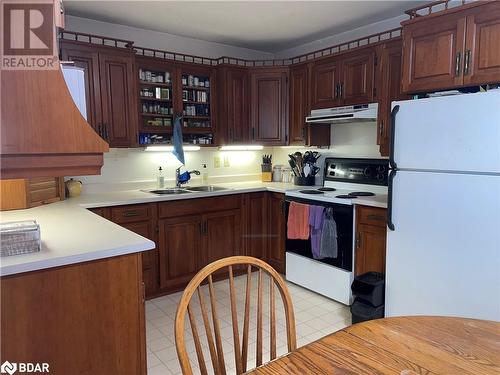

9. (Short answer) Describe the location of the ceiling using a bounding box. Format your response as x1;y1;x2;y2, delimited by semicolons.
65;1;425;52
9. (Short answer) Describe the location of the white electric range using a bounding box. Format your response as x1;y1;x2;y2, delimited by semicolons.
284;157;388;305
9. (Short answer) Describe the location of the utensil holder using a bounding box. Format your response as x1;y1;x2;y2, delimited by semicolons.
261;164;272;182
293;176;315;186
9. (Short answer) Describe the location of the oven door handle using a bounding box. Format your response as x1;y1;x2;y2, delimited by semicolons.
387;169;397;231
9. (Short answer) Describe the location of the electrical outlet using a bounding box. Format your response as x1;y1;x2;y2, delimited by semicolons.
214;156;221;168
223;155;230;167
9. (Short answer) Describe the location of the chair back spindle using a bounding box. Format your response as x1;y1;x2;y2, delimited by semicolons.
175;256;297;375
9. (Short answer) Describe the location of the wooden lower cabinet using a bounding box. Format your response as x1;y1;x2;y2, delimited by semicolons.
159;215;202;291
243;192;268;260
87;192;286;296
204;209;241;267
91;204;160;297
157;195;242;292
267;193;286;274
355;205;387;276
121;220;159;298
0;253;146;375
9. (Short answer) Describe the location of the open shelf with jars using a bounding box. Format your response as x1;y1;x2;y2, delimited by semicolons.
136;58;216;147
138;65;174;129
181;73;211;130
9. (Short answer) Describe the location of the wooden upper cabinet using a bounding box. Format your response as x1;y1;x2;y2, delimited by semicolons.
99;52;138;147
377;40;407;156
289;64;308;144
60;42;102;131
463;2;500;86
401;13;466;93
217;67;250;144
250;68;288;145
401;2;500;94
311;49;376;108
60;42;138;147
310;58;342;109
229;69;250;144
341;50;375;105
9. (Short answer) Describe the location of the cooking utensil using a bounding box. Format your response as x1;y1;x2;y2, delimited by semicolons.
303;164;311;177
288;160;300;177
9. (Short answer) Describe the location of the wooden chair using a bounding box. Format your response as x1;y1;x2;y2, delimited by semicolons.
174;256;297;375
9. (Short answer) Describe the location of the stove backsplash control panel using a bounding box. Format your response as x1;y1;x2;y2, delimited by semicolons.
324;158;389;186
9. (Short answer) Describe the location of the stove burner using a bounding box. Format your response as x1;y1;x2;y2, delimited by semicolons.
348;191;375;197
336;194;356;199
318;187;336;192
299;190;324;195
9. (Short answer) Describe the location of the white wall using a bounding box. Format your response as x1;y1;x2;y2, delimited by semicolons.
274;15;405;59
75;122;382;191
272;122;381;164
65;15;274;60
75;147;273;192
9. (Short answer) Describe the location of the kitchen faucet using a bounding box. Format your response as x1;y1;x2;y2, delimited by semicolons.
175;167;200;188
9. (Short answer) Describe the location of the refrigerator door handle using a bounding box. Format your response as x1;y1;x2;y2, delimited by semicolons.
387;169;397;231
389;105;400;170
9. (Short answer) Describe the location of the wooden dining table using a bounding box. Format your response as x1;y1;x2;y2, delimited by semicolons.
246;316;500;374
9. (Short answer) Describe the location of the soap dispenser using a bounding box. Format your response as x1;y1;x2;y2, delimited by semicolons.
201;163;208;185
157;166;165;189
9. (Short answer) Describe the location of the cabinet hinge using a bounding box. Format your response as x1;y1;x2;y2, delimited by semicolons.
356;233;361;248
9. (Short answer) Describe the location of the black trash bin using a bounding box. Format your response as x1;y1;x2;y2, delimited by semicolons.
350;272;385;324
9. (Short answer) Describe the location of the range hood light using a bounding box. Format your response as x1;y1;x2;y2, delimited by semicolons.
306;103;378;124
219;145;264;151
144;145;201;152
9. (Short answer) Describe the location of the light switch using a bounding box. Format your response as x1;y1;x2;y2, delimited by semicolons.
223;156;230;167
214;156;221;168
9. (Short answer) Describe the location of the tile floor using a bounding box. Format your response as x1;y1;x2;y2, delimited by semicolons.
146;275;352;375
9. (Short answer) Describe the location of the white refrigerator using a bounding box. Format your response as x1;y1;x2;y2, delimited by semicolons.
385;90;500;321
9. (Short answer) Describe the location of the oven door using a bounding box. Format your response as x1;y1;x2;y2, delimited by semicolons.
284;197;353;272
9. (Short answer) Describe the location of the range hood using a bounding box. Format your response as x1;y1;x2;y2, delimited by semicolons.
306;103;378;124
1;68;109;179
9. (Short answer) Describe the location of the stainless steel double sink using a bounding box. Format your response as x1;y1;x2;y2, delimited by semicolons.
144;186;229;195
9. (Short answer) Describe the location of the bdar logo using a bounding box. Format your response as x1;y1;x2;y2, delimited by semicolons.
1;0;57;70
0;361;17;375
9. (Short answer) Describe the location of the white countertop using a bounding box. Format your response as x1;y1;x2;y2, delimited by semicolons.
70;181;301;208
355;194;388;209
0;203;155;276
0;180;386;277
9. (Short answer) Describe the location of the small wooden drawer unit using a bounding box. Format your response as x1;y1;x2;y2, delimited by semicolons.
111;204;152;224
355;205;388;276
158;195;240;218
357;205;387;227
